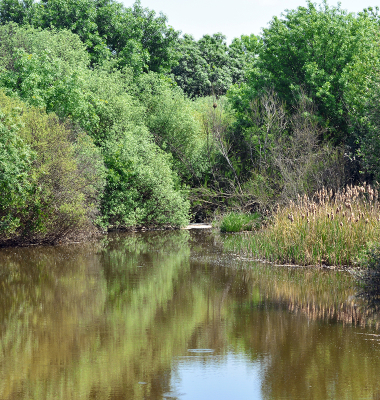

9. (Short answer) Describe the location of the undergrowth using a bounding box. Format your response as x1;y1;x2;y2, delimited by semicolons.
220;212;261;233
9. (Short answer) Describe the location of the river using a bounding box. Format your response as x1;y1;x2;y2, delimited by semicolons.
0;230;380;399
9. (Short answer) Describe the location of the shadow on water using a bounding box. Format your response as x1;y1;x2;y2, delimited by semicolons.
1;230;380;399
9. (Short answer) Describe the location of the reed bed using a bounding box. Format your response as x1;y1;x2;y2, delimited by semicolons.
240;184;380;266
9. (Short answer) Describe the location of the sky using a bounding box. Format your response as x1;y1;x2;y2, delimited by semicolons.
123;0;380;42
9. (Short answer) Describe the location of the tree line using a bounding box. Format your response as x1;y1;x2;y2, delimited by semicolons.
0;0;379;243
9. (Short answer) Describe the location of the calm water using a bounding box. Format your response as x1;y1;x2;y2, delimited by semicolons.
1;230;380;399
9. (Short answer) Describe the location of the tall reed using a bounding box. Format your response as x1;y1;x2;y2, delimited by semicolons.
241;184;380;266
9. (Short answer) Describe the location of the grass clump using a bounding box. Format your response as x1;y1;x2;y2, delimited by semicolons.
220;212;261;233
240;185;380;266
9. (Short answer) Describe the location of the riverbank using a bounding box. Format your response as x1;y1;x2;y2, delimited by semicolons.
220;185;380;268
0;223;215;248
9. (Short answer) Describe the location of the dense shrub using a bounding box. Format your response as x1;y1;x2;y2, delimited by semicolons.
0;106;34;236
0;91;106;243
102;127;189;228
0;24;192;229
135;73;210;185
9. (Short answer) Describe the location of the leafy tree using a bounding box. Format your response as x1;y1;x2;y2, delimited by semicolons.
172;33;257;98
134;72;209;185
0;24;191;229
356;75;380;181
0;0;180;71
0;0;34;24
228;1;380;145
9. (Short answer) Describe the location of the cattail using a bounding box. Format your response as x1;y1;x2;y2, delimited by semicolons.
340;221;343;227
327;213;330;219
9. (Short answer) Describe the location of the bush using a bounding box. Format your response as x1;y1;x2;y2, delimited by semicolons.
101;127;190;228
0;106;34;236
0;91;106;243
220;212;261;233
135;73;209;186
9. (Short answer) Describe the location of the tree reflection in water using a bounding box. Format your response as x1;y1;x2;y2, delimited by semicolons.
0;231;380;399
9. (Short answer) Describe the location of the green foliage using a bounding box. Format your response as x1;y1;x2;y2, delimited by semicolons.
101;127;190;228
0;24;191;229
0;106;34;235
0;0;180;71
228;1;380;145
355;76;380;182
0;23;98;128
135;72;210;185
0;91;106;243
5;1;380;231
172;33;257;98
220;212;261;233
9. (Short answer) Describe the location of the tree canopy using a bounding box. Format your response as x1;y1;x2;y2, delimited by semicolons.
172;33;258;98
0;0;180;72
229;1;380;145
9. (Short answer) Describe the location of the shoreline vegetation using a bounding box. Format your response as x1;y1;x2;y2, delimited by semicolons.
1;0;380;258
220;184;380;268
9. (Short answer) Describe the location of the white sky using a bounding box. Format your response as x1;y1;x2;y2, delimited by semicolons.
122;0;380;42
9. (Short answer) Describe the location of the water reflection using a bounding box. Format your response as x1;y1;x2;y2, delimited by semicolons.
0;231;380;399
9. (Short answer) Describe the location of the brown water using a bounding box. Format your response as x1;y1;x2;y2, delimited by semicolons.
1;230;380;400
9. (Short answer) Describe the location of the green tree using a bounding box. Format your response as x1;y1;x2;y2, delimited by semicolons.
102;127;190;228
134;72;209;186
0;0;180;71
172;33;257;98
228;1;380;146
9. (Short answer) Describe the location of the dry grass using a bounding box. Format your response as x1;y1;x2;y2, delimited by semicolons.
241;184;380;266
